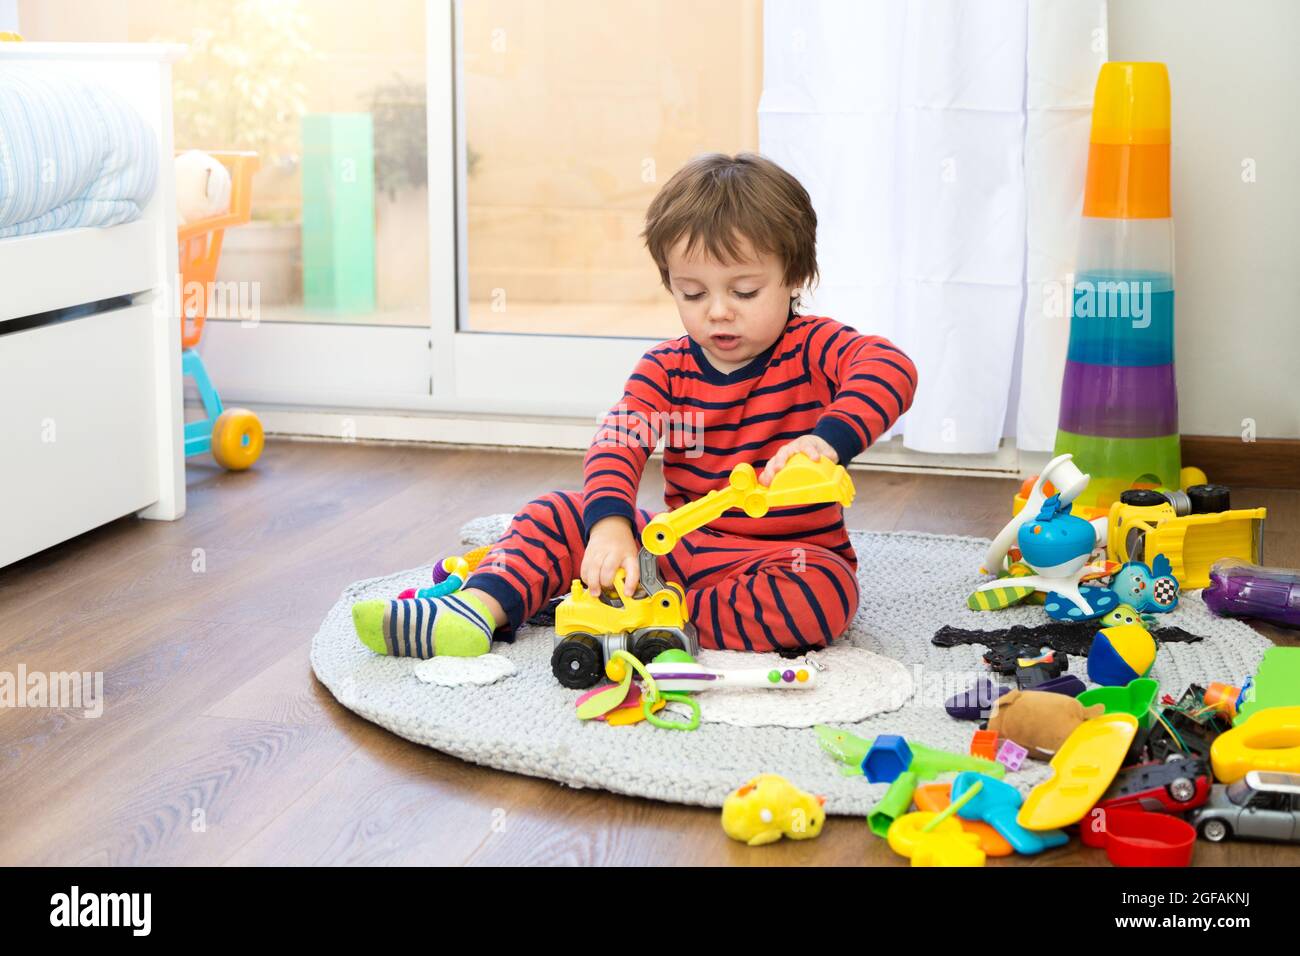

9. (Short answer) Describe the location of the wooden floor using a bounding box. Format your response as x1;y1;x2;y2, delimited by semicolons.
2;441;1298;866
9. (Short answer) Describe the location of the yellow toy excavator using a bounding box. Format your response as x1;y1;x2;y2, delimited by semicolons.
551;454;856;688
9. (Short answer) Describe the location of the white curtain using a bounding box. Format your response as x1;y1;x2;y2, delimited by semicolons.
759;0;1107;454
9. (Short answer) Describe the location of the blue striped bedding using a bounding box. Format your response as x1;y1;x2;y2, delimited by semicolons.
0;67;158;239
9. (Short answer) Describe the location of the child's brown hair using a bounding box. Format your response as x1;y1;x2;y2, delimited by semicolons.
642;153;819;306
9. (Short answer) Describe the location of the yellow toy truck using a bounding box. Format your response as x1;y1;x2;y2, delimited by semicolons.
1107;489;1266;590
551;550;697;689
551;455;856;688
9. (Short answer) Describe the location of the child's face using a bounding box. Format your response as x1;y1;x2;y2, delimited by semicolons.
665;234;795;374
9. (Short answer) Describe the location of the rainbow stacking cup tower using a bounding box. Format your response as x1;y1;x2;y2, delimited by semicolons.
1054;63;1179;508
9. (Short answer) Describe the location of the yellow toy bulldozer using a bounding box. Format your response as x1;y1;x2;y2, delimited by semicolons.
551;455;856;688
1107;490;1266;590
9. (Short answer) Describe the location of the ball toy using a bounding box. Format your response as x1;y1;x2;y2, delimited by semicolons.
1087;622;1156;686
174;149;232;224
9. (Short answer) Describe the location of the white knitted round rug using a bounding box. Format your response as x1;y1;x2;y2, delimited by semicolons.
310;519;1274;816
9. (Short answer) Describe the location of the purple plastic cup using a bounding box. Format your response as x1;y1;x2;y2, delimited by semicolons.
1058;360;1178;438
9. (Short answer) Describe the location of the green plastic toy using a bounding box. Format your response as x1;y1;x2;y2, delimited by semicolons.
814;725;876;776
1077;678;1160;730
867;773;917;838
863;734;1006;784
815;725;1006;781
576;650;699;731
1234;647;1300;725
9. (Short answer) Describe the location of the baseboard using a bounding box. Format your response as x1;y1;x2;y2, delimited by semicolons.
224;404;1025;479
1182;435;1300;490
192;403;1295;488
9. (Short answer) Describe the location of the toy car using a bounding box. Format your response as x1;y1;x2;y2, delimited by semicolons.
552;454;855;689
982;643;1045;675
1188;771;1300;843
981;643;1069;686
1107;494;1266;590
1095;754;1211;815
551;550;698;689
1015;650;1070;690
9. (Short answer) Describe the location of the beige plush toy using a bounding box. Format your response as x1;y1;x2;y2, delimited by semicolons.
988;689;1105;761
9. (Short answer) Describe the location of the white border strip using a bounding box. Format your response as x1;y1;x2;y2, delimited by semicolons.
216;405;1027;478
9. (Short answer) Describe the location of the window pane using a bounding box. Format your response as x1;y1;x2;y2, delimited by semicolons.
460;0;763;337
132;0;431;327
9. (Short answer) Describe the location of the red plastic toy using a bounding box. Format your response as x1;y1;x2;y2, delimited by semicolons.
970;729;998;762
1088;809;1196;867
1093;755;1212;815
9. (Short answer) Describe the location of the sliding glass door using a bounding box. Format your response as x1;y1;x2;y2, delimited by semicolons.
190;0;763;416
151;0;436;408
442;0;764;413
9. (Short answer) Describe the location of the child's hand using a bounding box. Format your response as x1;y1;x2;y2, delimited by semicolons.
581;516;640;596
760;434;838;486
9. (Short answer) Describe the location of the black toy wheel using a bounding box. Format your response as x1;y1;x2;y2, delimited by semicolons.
1120;489;1169;508
1199;819;1231;843
552;634;604;689
634;629;684;665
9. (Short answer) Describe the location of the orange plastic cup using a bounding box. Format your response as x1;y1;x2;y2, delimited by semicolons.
1083;63;1171;220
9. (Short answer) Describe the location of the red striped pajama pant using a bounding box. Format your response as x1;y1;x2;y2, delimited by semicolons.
463;490;860;651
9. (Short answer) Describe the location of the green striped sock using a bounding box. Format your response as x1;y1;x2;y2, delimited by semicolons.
352;594;495;659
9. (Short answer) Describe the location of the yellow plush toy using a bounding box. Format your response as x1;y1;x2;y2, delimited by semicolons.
721;774;826;846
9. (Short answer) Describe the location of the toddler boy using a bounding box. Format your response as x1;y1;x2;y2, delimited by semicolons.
353;153;917;657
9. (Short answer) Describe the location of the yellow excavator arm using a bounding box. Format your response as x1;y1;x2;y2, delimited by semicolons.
641;453;856;555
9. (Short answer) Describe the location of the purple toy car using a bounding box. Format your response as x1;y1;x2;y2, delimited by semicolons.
1202;559;1300;630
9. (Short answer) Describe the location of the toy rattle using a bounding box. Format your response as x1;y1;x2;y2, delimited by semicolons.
645;659;818;692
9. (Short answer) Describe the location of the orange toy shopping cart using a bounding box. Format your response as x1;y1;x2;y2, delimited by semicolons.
177;150;265;470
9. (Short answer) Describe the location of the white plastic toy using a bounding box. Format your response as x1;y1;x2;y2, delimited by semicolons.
645;660;818;692
174;149;233;224
973;454;1114;619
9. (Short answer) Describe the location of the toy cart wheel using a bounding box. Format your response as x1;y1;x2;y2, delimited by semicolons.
1199;819;1230;843
211;408;264;471
633;629;684;665
1166;777;1196;804
551;634;604;689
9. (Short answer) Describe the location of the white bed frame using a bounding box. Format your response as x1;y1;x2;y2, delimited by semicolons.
0;43;186;569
